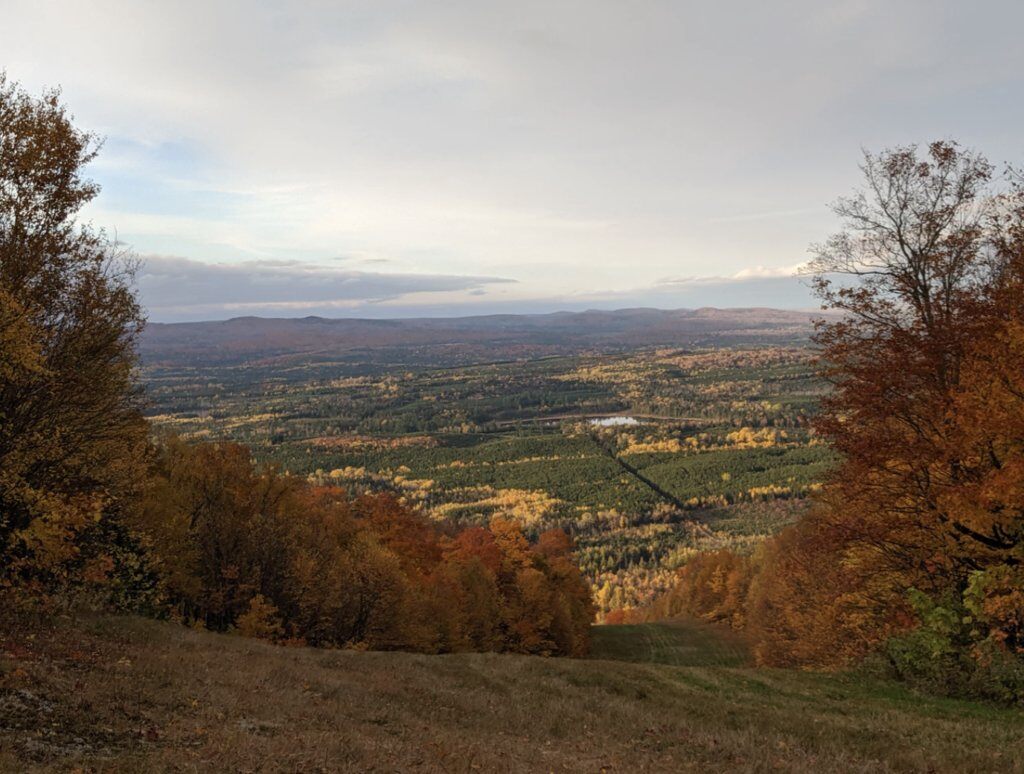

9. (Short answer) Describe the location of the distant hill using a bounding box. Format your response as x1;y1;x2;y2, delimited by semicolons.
140;307;826;367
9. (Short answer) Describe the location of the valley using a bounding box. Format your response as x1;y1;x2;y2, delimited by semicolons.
140;310;836;614
5;22;1024;772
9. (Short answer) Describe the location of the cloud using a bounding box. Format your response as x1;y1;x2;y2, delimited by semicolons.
5;0;1024;310
728;264;805;280
137;255;514;320
656;263;804;286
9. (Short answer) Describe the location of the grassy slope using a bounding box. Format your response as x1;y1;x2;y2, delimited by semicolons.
1;616;1022;773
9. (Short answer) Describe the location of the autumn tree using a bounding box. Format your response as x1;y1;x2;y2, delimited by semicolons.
0;74;147;591
438;526;504;650
768;142;1024;672
138;438;298;628
750;142;1024;672
643;144;1024;692
807;141;1017;573
139;438;594;655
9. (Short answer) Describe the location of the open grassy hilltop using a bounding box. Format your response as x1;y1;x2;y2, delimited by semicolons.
2;616;1021;773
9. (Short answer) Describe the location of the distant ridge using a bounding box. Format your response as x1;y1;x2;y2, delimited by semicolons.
141;306;825;367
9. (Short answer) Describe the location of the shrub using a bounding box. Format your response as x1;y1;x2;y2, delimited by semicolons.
884;587;1024;705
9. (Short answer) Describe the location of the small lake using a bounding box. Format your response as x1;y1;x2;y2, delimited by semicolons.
589;416;640;427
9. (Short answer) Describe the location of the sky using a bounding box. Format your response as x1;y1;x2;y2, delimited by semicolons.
3;0;1024;322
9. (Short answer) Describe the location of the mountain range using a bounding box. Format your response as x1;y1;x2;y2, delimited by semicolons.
140;306;825;367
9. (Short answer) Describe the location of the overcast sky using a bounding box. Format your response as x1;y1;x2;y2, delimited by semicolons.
4;1;1023;321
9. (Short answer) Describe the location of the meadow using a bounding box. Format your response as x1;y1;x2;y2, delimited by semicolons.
2;613;1021;772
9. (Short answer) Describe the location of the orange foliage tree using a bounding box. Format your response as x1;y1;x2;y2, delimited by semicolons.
642;144;1024;693
135;438;595;656
797;143;1024;666
0;75;149;598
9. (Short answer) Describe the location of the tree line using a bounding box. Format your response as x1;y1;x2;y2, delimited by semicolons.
136;437;593;653
0;75;593;656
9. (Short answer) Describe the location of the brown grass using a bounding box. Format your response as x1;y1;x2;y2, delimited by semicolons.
1;614;1022;772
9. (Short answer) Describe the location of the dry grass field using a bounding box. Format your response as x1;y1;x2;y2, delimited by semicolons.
1;614;1022;773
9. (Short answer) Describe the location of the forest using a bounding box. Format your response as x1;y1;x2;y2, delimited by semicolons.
142;342;834;613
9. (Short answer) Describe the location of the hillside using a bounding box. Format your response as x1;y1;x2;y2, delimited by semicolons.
140;307;824;367
2;615;1021;772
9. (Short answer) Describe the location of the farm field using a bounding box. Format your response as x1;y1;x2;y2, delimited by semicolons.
2;613;1021;772
142;340;836;613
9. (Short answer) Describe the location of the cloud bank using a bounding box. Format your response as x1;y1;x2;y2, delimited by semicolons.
138;255;515;320
135;254;818;321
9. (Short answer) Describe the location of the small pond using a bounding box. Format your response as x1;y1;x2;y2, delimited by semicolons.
589;416;640;427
